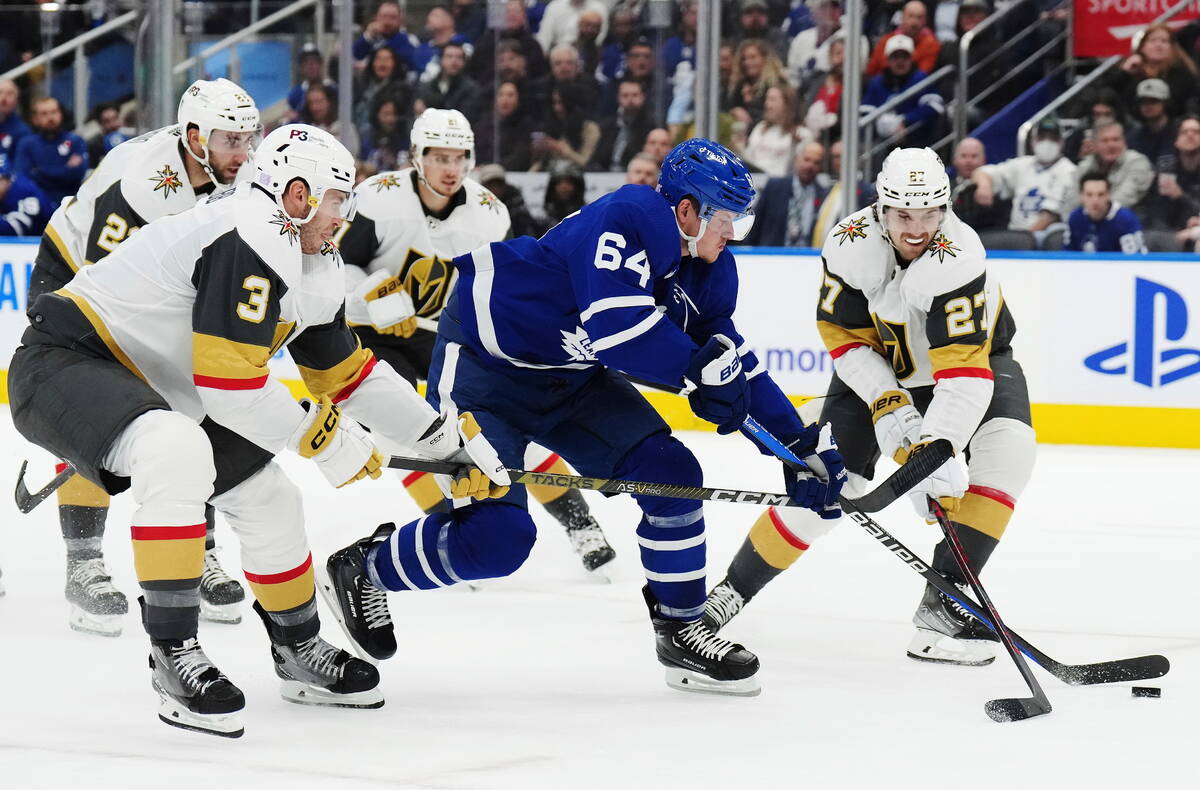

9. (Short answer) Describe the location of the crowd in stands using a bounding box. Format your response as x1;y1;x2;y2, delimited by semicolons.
5;1;1200;250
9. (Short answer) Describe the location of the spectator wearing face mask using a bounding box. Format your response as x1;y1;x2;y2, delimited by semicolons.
1064;173;1148;253
971;118;1076;236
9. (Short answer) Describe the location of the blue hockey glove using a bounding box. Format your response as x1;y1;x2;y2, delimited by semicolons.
685;334;749;434
781;423;847;519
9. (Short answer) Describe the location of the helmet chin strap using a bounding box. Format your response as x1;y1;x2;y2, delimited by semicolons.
183;137;221;185
676;214;707;258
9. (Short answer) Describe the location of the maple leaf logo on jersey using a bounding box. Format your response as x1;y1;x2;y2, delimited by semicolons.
269;210;300;244
479;190;500;212
927;233;960;262
833;216;869;245
560;326;597;363
372;173;403;192
148;164;183;198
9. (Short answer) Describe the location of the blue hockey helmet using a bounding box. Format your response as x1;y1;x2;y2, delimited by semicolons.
658;138;756;255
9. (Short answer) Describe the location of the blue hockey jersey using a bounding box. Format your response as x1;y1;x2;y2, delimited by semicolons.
0;172;49;237
13;129;88;209
1064;202;1147;254
440;183;807;441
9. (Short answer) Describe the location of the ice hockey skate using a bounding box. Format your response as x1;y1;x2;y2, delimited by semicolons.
319;524;397;662
701;577;748;632
564;517;616;576
199;548;245;624
254;602;383;708
65;555;127;636
907;581;999;666
644;586;760;697
149;636;245;738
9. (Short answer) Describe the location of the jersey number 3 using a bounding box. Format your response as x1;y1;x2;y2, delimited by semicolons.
237;276;270;323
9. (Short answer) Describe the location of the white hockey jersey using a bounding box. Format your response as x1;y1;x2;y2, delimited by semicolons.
816;207;1015;450
44;125;211;272
981;155;1076;231
58;181;436;455
336;169;511;328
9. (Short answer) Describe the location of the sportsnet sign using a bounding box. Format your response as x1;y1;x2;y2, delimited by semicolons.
1073;0;1200;57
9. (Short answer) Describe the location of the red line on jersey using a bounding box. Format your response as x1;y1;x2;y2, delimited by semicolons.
932;367;994;381
830;342;867;360
768;507;810;551
193;373;269;390
332;354;379;403
531;453;562;474
244;553;313;585
967;484;1016;510
403;471;427;486
131;523;207;541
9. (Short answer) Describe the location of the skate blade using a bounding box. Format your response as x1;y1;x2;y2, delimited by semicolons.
280;680;384;709
663;667;761;697
200;599;243;624
156;695;244;738
907;629;996;667
68;605;123;637
315;567;381;666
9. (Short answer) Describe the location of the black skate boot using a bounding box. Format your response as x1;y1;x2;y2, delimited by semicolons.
701;577;749;632
253;602;384;709
150;636;246;738
643;586;760;697
319;523;397;662
544;490;616;574
199;548;245;624
907;581;999;666
65;554;128;636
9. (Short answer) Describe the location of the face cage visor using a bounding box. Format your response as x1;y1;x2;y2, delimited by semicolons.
700;204;755;241
206;127;262;157
309;188;357;222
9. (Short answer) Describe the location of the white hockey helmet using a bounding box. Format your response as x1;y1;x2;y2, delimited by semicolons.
410;108;474;198
253;124;357;224
177;77;262;183
875;147;951;209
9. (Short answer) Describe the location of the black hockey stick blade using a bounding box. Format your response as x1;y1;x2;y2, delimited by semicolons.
985;696;1052;723
847;439;953;513
14;460;75;514
1052;654;1170;686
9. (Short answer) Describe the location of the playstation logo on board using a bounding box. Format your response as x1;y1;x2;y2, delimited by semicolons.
1084;277;1200;387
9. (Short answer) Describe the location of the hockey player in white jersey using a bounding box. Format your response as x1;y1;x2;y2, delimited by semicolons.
26;78;260;634
702;148;1037;667
337;108;616;574
8;124;511;736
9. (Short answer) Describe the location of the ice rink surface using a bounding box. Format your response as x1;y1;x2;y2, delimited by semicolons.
1;413;1197;790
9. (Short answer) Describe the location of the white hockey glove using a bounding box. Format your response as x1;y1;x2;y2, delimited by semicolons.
905;440;969;520
414;411;511;501
290;397;384;488
348;269;418;338
870;389;924;463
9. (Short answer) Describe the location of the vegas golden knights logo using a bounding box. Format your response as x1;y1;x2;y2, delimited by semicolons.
873;316;916;380
399;250;454;316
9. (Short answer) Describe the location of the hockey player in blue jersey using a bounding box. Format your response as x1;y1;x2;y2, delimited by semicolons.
321;139;847;696
0;157;49;237
1064;172;1148;254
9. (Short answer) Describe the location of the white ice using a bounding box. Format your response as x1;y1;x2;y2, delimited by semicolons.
0;413;1197;790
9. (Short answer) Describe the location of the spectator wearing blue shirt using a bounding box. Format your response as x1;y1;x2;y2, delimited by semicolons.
663;0;698;78
0;78;32;171
0;157;49;237
14;97;88;210
1065;173;1148;254
861;34;945;149
86;102;132;167
411;5;472;80
287;45;338;122
353;1;419;70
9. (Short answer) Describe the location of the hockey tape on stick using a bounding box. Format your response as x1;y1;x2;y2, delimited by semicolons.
14;460;76;514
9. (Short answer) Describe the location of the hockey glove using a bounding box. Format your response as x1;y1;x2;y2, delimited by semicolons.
905;440;969;519
870;389;923;463
781;423;847;519
348;269;418;338
685;334;749;434
414;411;511;501
290;397;384;488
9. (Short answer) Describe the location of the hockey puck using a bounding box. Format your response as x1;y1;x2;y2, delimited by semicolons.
1131;686;1161;698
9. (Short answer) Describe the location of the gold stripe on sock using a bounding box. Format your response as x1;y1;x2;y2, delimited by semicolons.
748;508;808;570
57;473;111;508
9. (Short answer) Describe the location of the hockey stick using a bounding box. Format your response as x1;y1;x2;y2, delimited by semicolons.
743;417;1169;689
840;500;1170;687
928;496;1052;722
14;460;75;514
385;435;948;513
